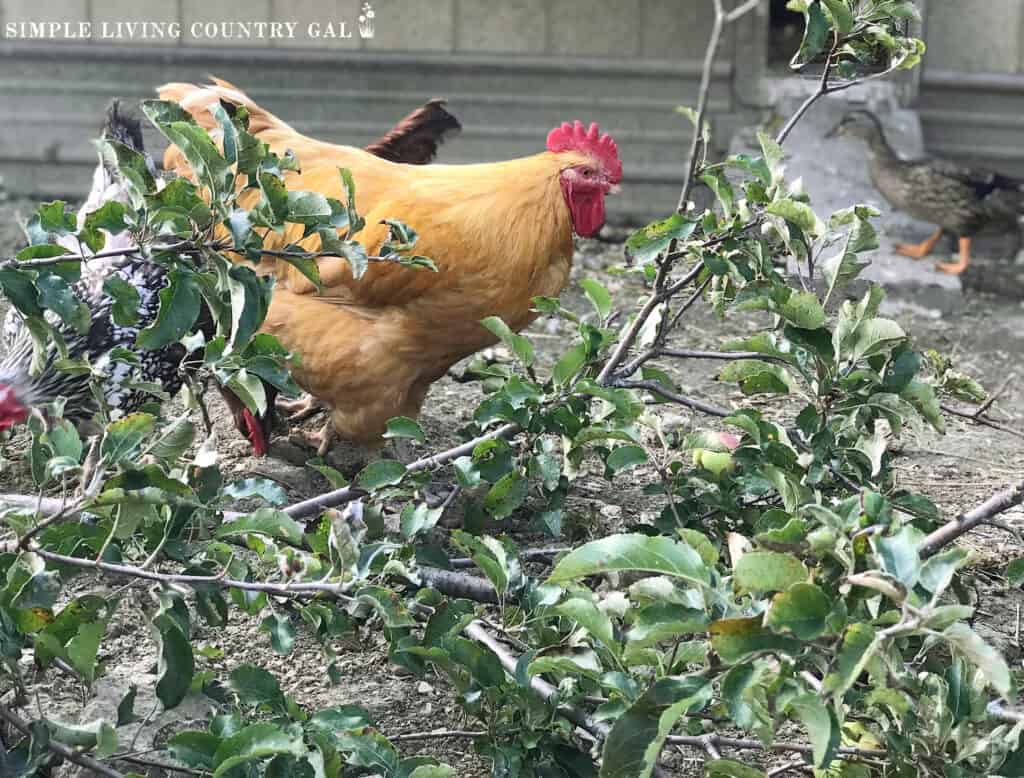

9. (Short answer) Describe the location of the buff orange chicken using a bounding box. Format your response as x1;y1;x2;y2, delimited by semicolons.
159;79;622;453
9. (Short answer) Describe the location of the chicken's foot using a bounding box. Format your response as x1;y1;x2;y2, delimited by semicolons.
289;419;337;457
277;393;324;423
936;236;971;275
895;227;944;259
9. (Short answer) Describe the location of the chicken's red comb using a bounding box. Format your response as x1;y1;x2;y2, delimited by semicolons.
547;121;622;183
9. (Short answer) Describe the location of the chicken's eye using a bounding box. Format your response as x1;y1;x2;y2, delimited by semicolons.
582;169;593;178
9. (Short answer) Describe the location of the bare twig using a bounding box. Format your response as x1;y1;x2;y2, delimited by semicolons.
283;423;520;520
974;373;1014;418
115;753;201;775
768;759;813;776
678;0;731;212
16;495;84;549
659;348;780;362
919;479;1024;558
724;0;765;23
613;379;730;417
22;545;356;601
776;34;839;146
0;702;124;778
450;546;569;569
389;729;486;743
666;732;884;760
941;402;1024;441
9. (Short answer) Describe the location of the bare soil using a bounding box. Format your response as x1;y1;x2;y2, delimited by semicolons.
1;197;1022;776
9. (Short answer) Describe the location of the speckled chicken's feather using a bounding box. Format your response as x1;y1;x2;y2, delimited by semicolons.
0;107;186;427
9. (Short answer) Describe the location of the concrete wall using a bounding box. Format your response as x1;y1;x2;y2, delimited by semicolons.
917;0;1024;175
5;0;1021;213
0;0;746;221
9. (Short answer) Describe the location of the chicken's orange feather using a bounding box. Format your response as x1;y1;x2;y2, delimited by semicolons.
158;79;596;445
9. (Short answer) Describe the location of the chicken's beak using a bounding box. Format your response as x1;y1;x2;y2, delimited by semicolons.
608;183;622;195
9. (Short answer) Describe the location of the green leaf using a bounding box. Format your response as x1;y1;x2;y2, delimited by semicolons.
855;423;888;477
227;264;270;352
481;316;534;369
216;508;305;546
484;471;528;519
943;623;1013;700
229;664;286;710
548;534;709;588
309;705;374;733
116;685;139;726
580;278;613;319
136;270;201;350
710;617;801;663
787;694;838;768
102;275;141;327
624;214;696;265
154;612;194;709
222;478;288;505
212;723;305;777
66;620;104;684
733;551;807;594
357;460;407;491
625;604;709;648
102;413;156;463
169;731;221;770
553;342;588;386
599;676;711;778
706;761;767;778
225;368;268;417
872;525;922;590
400;502;443;540
84;200;129;236
1007;558;1024;587
718;359;793;395
556;596;617;654
355;585;416;628
606;444;647;474
768;199;820;235
902;379;944;432
850;318;906;362
766;583;830;640
779;291;826;330
260;613;296;655
821;0;853;33
383;416;425;443
451;531;513;596
824;622;877;697
286;190;332;225
37;274;90;333
790;0;830;68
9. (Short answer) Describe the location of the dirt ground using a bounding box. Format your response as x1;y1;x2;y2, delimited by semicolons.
0;196;1023;776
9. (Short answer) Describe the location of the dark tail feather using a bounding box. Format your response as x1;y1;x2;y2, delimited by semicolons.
103;99;146;153
101;99;159;178
364;99;461;165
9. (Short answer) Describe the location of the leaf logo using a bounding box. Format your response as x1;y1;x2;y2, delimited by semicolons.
358;2;375;39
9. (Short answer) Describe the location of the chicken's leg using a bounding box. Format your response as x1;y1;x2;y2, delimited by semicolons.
277;393;324;422
936;237;971;275
895;227;944;259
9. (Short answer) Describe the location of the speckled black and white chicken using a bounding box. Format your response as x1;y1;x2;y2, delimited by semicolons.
828;109;1024;275
0;102;274;453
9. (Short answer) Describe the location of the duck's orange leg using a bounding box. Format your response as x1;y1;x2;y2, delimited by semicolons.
895;227;944;259
936;237;970;275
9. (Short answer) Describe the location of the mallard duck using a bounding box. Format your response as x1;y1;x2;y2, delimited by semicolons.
827;109;1024;274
